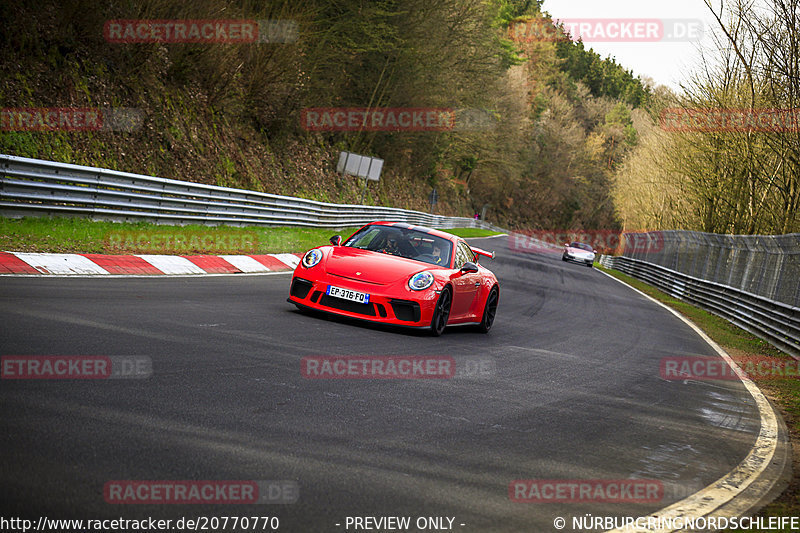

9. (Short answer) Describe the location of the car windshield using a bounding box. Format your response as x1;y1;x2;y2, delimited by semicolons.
570;242;594;252
344;225;453;267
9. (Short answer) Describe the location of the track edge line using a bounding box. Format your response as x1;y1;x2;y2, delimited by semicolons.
596;268;790;533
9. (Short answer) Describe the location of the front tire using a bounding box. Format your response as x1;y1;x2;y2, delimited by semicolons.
430;287;452;337
477;285;499;333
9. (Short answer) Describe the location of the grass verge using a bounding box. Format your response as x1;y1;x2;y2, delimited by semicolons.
0;217;502;255
441;227;504;238
597;264;799;526
0;217;359;255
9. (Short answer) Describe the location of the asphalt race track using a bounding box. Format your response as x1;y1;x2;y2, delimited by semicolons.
0;235;764;532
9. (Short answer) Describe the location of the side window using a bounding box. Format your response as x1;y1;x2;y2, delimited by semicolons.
463;242;476;265
453;243;463;268
455;242;473;269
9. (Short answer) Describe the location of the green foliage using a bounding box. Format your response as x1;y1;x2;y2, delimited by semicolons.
604;102;638;147
495;35;528;69
490;0;543;67
492;0;543;24
554;39;650;108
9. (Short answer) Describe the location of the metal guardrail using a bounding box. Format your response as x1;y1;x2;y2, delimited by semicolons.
13;154;796;358
621;230;800;308
599;254;800;360
0;154;489;230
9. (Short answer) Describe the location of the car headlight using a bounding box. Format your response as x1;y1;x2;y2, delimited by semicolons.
301;249;323;268
408;271;434;291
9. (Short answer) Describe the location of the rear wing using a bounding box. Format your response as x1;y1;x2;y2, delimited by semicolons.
472;247;495;261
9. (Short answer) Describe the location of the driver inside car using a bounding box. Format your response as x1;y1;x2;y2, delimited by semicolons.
431;242;444;265
384;235;400;254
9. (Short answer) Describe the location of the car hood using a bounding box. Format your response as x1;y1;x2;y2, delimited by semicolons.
325;247;436;285
566;247;595;257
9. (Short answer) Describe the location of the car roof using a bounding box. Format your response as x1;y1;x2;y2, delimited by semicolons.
367;221;460;243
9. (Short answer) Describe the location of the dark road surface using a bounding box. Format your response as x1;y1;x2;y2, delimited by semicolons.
0;236;762;532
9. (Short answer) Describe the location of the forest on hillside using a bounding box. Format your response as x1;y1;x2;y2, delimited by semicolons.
614;0;800;235
1;0;795;234
0;0;650;231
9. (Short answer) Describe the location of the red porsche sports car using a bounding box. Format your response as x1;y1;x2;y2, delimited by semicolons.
287;221;499;335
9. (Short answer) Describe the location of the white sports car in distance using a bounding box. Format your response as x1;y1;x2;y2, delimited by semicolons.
562;241;596;267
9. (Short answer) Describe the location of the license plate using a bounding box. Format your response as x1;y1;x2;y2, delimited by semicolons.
326;285;370;304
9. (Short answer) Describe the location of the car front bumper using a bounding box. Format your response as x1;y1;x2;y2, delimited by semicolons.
288;275;439;327
563;253;595;265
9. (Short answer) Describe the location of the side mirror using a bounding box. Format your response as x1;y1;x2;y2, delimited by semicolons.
329;235;342;246
460;262;479;274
